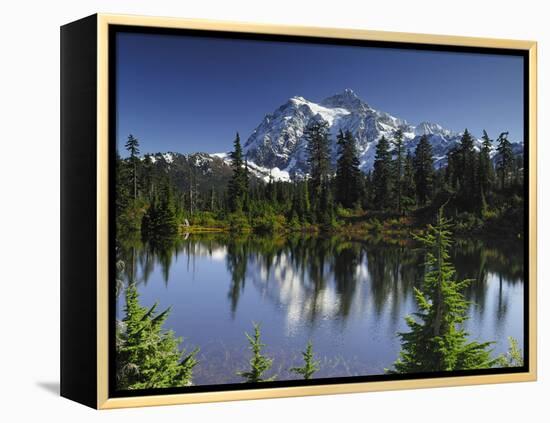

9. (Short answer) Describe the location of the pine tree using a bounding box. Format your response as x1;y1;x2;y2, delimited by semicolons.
456;129;478;209
362;171;374;209
116;283;198;389
478;130;495;201
498;337;524;367
389;209;497;373
290;341;320;380
115;149;131;225
237;323;275;382
445;147;460;190
141;154;155;202
392;128;405;213
303;178;311;222
372;136;393;209
125;134;140;200
290;181;308;224
402;151;416;211
512;154;523;186
141;180;178;241
335;130;361;208
228;132;249;212
304;119;332;222
413;135;434;206
496;131;513;189
319;181;335;229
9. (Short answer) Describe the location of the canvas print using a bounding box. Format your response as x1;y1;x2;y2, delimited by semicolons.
113;29;526;393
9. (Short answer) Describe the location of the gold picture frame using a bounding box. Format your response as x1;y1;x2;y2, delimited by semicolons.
60;13;537;409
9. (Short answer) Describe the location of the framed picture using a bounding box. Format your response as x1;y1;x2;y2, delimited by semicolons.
60;14;537;409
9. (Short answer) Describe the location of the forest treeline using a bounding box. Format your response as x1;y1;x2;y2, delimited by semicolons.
116;122;524;244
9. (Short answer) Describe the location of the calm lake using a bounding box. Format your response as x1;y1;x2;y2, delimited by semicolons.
116;233;524;385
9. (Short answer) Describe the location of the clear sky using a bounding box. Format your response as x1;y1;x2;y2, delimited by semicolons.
116;31;524;156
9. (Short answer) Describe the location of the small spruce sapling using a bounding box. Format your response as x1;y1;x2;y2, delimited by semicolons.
290;341;320;380
237;323;275;383
498;337;524;367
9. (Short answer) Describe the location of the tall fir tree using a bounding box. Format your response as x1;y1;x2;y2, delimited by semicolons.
372;135;393;209
456;129;478;210
496;131;513;189
141;154;155;202
479;130;495;191
445;147;460;191
303;178;311;222
402;150;416;211
304;120;332;222
125;134;140;200
115;149;131;224
391;128;405;213
389;209;497;373
228;132;249;212
362;171;374;209
413;135;434;206
335;130;362;208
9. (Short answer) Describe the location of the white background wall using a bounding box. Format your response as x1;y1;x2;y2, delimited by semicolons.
0;0;546;421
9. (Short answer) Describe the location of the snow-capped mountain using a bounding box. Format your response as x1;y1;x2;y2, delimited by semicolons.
138;89;523;184
242;88;523;176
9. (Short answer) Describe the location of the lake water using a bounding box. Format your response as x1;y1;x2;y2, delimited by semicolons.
116;233;524;385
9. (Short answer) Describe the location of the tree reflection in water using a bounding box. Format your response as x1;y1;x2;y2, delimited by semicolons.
118;232;523;329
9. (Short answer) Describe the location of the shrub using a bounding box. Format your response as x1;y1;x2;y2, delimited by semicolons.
252;214;286;234
228;213;251;232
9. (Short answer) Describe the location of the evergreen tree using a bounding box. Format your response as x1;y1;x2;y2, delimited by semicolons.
237;323;275;382
290;181;309;224
290;341;320;380
402;151;416;211
389;209;497;373
141;180;178;241
125;134;140;200
116;283;198;389
478;130;495;204
512;154;524;186
115;149;131;227
362;171;374;209
303;179;311;222
228;132;249;212
496;131;513;189
372;136;393;209
456;129;478;209
392;128;405;213
335;130;362;208
319;181;335;229
304;120;332;221
445;147;460;190
141;154;155;202
498;337;524;367
413;135;434;206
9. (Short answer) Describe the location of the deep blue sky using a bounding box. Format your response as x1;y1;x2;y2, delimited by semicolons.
116;32;524;156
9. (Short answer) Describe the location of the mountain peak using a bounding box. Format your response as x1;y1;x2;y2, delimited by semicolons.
289;95;307;103
320;88;365;110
